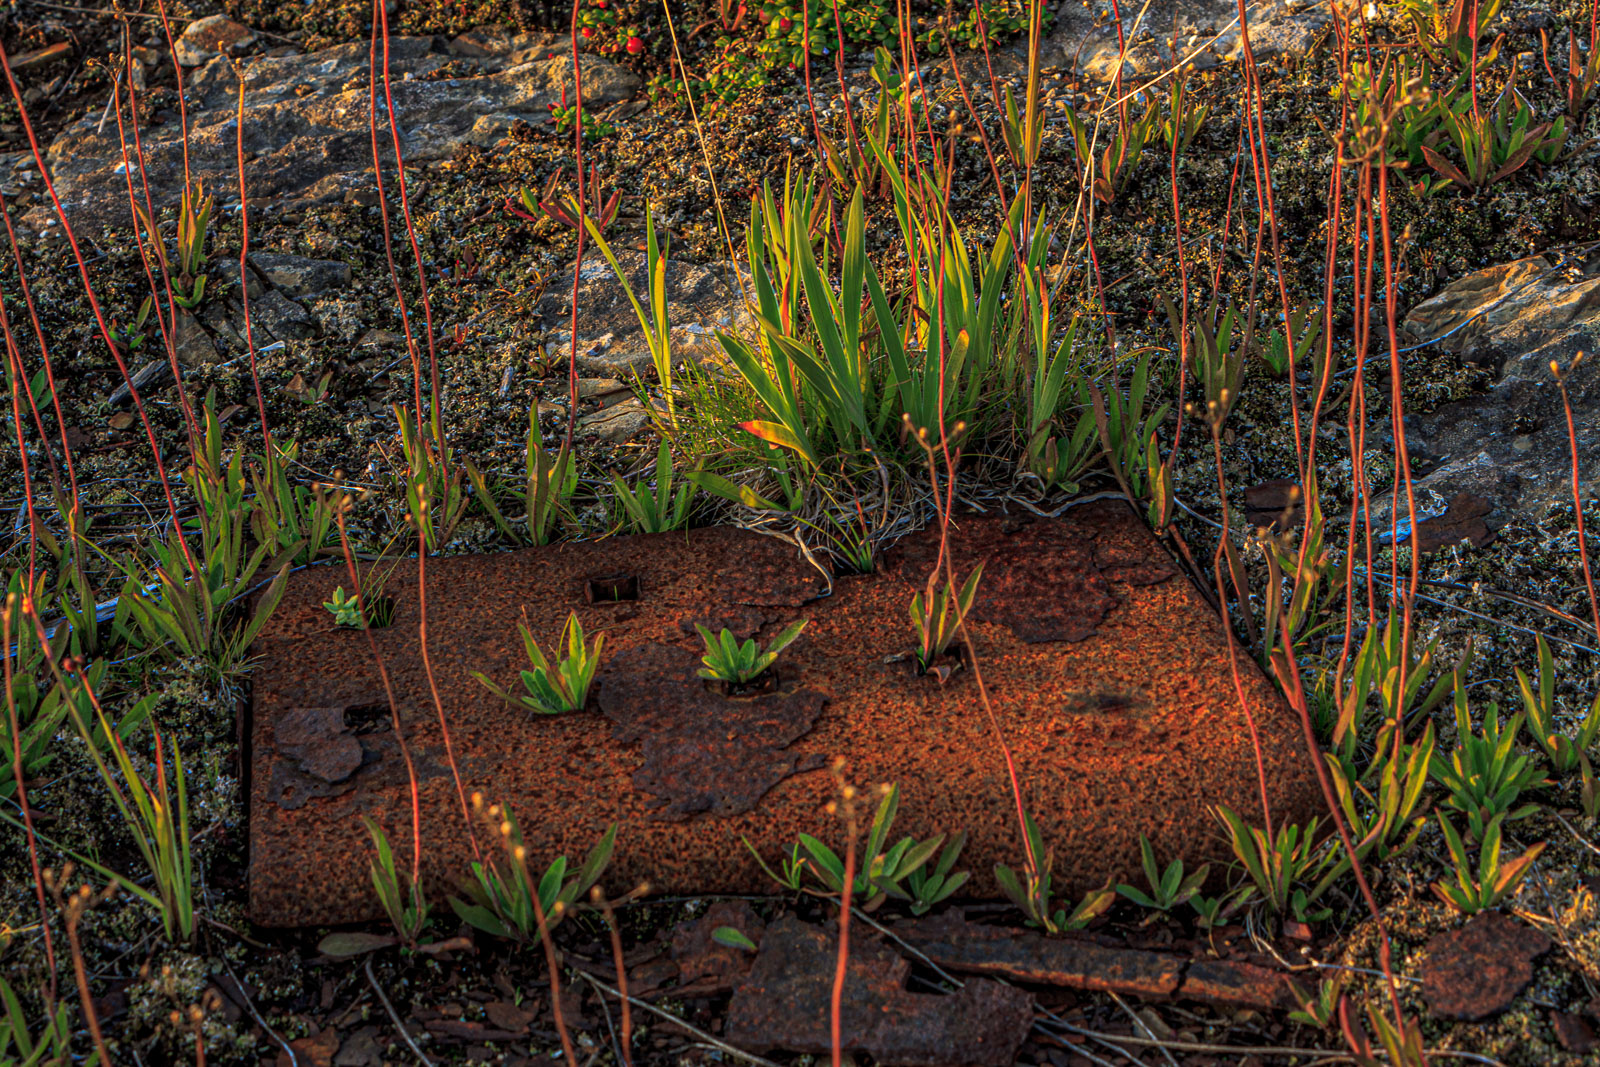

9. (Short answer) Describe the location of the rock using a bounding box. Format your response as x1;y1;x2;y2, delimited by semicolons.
1399;255;1600;524
1031;0;1330;82
577;396;651;444
173;15;255;67
537;253;756;377
241;290;317;341
35;37;639;230
1422;911;1552;1022
172;311;218;365
248;253;352;299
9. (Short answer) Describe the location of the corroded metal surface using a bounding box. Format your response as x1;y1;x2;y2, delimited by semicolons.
1422;912;1552;1021
725;915;1034;1067
248;503;1319;927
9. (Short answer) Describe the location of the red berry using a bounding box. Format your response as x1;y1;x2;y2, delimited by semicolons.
626;35;643;54
595;0;606;6
778;16;792;30
581;26;593;37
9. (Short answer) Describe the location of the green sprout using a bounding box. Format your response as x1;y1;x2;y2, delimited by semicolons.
473;611;604;715
696;620;807;685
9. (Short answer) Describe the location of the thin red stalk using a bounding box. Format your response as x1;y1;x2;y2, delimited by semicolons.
830;796;857;1067
0;187;77;502
1555;363;1600;640
234;67;272;455
595;890;633;1067
800;0;824;152
3;601;58;1001
526;854;578;1064
114;29;201;454
0;265;62;502
416;537;479;858
334;504;423;889
376;0;445;460
0;38;199;578
564;0;587;455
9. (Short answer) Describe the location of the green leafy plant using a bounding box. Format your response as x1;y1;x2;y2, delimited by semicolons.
1288;975;1343;1029
473;611;604;715
713;926;758;951
1215;807;1336;924
132;181;213;310
395;403;468;552
323;584;396;630
1542;25;1600;118
1515;635;1600;774
450;801;616;942
1431;673;1546;840
1115;835;1209;918
582;199;677;427
1422;75;1565;192
1432;812;1545;914
465;406;577;546
909;563;983;673
0;977;93;1066
1402;0;1503;67
511;163;622;235
1161;74;1210;152
696;619;807;685
995;810;1116;933
1257;300;1325;380
364;816;429;947
109;294;155;352
611;441;697;533
752;784;968;912
248;440;335;566
1064;96;1160;205
1326;720;1436;865
1342;998;1428;1067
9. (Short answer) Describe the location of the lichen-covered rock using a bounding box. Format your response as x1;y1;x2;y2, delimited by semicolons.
173;14;255;67
1399;255;1600;524
32;35;638;232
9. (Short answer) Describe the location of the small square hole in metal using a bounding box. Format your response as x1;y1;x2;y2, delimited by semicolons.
586;574;639;603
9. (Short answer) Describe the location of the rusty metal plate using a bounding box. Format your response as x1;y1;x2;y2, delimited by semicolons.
247;503;1319;927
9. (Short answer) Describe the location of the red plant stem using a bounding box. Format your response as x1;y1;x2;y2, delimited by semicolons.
0;37;200;579
564;0;587;455
0;252;62;502
0;187;77;503
334;504;424;893
800;0;824;152
1556;366;1600;641
233;67;272;455
376;0;445;462
3;600;58;1002
528;864;578;1064
117;22;201;453
596;891;633;1067
416;540;479;858
830;800;856;1067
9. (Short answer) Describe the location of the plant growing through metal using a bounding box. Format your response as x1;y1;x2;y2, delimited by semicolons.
449;799;616;943
1431;812;1545;914
1430;674;1546;840
1515;634;1600;774
909;563;983;673
994;810;1115;933
473;610;604;715
696;619;807;685
1114;835;1209;917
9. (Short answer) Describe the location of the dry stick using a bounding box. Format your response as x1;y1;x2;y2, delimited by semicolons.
0;37;201;578
364;957;434;1067
1553;355;1600;642
576;971;784;1067
1;600;57;1002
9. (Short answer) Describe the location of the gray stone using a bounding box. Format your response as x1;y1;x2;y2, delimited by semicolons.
537;252;757;378
35;36;638;230
172;310;218;365
173;15;255;68
1031;0;1330;82
578;396;651;444
241;290;317;341
1400;255;1600;524
248;253;353;298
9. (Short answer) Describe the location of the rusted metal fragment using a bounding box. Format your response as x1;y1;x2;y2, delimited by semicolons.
248;506;1320;927
1422;911;1552;1021
275;706;363;784
894;914;1182;998
598;643;827;820
726;915;1032;1067
670;900;766;991
1177;959;1298;1011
